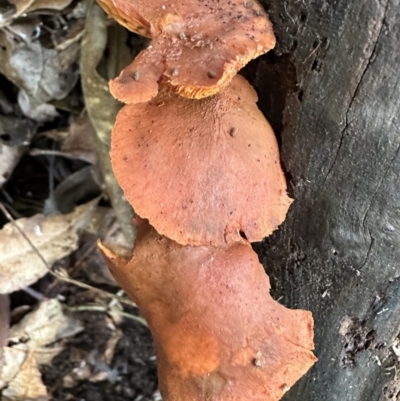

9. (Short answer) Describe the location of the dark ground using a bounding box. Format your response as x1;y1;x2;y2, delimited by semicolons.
41;310;157;401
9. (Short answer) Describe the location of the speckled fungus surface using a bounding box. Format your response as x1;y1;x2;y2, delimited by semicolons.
96;0;276;103
99;2;317;399
100;221;316;401
110;75;292;246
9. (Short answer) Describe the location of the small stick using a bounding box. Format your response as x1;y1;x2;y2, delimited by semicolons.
67;305;147;327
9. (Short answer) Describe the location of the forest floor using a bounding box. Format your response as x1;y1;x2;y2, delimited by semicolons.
0;0;158;398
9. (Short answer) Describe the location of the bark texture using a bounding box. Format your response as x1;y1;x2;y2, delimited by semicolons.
250;0;400;400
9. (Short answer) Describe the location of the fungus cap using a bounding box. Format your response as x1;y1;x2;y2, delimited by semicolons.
97;0;276;103
111;75;292;246
100;221;317;401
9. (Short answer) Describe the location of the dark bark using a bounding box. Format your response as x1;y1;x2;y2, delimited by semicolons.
249;0;400;400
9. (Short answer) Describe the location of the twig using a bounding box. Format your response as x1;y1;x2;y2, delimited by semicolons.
303;41;322;64
30;148;90;162
67;305;148;327
284;1;295;25
23;287;46;301
0;202;137;308
386;365;398;380
108;289;125;310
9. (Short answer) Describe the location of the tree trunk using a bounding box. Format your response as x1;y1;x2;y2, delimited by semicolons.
249;0;400;400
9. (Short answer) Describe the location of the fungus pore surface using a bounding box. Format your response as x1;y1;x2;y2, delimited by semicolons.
100;221;317;401
111;75;292;246
96;0;276;103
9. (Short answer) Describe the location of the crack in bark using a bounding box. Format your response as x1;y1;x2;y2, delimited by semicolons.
323;1;389;185
359;231;375;271
359;142;400;270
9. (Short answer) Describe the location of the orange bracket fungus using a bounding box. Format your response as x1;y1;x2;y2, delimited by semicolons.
96;0;276;103
111;75;292;246
100;221;316;401
97;0;317;399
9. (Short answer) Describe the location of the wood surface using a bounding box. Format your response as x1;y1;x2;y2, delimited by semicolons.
251;0;400;400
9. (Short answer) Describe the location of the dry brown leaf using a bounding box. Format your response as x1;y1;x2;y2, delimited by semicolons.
1;351;48;401
62;114;98;165
9;298;83;349
81;0;135;245
26;0;73;13
1;299;83;397
0;144;24;187
30;115;98;164
6;0;35;17
0;201;97;294
103;329;122;365
0;346;28;390
1;0;73;28
101;217;132;259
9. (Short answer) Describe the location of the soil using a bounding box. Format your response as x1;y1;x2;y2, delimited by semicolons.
41;309;158;401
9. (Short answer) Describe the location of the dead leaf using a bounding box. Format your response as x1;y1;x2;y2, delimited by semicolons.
0;114;36;146
30;114;98;163
26;0;73;13
103;329;122;365
81;0;135;245
18;90;59;122
101;217;132;259
0;143;24;187
79;208;130;286
1;0;73;28
2;0;34;20
0;201;97;294
9;298;83;349
6;16;40;43
0;346;27;389
81;248;117;286
61;114;98;165
8;0;35;16
1;351;48;400
0;30;79;122
44;166;103;214
0;294;10;372
1;299;83;398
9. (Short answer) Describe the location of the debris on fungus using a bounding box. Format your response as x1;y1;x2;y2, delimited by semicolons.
100;221;317;401
96;0;276;103
110;75;292;246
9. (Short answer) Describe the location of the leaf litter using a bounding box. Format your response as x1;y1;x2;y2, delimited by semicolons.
1;299;83;400
0;0;158;398
0;200;97;294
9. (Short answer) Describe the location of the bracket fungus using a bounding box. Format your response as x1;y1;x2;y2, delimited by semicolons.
98;1;317;399
96;0;276;103
100;221;316;401
111;75;292;246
